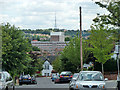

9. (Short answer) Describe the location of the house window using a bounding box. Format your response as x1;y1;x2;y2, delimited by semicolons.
45;65;49;70
44;73;49;76
47;65;49;70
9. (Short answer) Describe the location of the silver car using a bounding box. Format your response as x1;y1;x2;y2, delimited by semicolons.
73;71;107;90
0;71;14;90
69;73;79;90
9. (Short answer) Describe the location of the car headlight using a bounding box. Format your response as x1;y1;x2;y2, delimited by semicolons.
76;84;82;89
76;85;79;89
99;84;105;88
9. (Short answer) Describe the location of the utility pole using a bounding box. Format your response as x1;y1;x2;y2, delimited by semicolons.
79;7;83;71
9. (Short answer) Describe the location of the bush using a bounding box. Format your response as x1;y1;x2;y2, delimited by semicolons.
94;58;118;72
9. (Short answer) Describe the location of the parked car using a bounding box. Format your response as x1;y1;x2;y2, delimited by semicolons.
51;73;59;82
69;73;79;90
0;71;14;90
31;75;37;84
73;71;107;90
19;74;32;85
54;71;73;83
54;75;60;84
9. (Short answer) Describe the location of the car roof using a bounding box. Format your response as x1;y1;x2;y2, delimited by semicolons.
80;71;101;73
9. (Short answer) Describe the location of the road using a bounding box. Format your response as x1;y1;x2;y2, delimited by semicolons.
15;77;117;90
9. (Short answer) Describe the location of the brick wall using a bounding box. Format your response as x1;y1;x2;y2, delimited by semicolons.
104;74;118;80
104;72;118;80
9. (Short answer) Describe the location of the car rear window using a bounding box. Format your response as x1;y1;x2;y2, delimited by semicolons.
23;75;29;78
60;72;72;75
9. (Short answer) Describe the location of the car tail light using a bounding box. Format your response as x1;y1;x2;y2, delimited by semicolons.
70;75;73;78
60;75;63;78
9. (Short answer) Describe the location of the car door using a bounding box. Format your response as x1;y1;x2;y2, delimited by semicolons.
4;72;14;90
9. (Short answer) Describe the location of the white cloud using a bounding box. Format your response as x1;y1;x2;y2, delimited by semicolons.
0;0;108;30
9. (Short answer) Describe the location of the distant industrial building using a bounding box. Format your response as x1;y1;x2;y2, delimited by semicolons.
50;32;64;42
31;32;67;56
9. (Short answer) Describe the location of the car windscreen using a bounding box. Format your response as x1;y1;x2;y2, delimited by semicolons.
79;72;104;81
52;73;57;76
72;73;79;78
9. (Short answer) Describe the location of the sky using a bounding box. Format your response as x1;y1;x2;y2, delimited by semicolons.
0;0;108;30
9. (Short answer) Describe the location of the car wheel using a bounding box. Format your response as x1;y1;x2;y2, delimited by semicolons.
12;86;15;90
5;86;8;90
54;81;57;84
69;88;73;90
19;83;22;85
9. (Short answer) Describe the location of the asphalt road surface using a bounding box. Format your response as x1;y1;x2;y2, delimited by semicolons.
15;77;117;89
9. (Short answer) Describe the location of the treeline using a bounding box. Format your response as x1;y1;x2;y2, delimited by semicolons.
21;28;90;37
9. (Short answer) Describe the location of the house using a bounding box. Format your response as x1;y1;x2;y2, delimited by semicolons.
41;60;53;76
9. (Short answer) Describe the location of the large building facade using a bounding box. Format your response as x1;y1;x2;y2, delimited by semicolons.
50;32;64;42
31;32;69;57
31;32;67;56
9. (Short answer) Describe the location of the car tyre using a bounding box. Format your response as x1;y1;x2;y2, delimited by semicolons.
19;83;22;85
54;81;57;84
12;86;15;90
5;86;8;90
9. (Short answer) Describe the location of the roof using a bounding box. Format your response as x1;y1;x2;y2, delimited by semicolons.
80;71;101;73
50;32;64;36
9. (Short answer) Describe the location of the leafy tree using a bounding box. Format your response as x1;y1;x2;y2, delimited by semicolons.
65;37;71;41
2;23;33;77
88;24;114;74
29;51;44;75
94;1;120;41
61;35;90;73
52;56;63;73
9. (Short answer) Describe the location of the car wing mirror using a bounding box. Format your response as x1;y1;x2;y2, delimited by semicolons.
105;78;108;81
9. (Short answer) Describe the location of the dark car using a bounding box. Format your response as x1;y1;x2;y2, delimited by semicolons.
19;74;32;85
55;71;73;83
69;73;79;90
0;71;15;90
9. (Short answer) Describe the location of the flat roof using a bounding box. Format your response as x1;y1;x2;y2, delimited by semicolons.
50;32;64;36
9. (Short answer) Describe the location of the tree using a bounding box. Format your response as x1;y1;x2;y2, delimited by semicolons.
52;56;63;73
2;23;33;77
94;1;120;26
65;37;71;41
93;1;120;41
92;0;119;3
88;24;114;74
61;34;90;73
